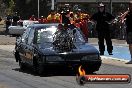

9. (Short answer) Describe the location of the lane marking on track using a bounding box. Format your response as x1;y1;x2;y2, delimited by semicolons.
101;56;129;62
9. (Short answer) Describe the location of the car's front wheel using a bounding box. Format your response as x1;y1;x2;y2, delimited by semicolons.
15;51;26;70
33;58;45;75
82;62;101;74
19;60;25;70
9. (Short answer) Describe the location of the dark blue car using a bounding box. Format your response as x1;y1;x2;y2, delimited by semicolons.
14;23;102;75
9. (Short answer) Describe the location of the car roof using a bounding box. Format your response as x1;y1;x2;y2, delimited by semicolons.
28;23;59;29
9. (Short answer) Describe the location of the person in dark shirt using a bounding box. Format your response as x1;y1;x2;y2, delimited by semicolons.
90;3;115;55
61;10;71;25
12;12;20;26
122;1;132;64
5;14;12;34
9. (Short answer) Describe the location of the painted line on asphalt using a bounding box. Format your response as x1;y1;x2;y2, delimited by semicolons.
101;56;129;62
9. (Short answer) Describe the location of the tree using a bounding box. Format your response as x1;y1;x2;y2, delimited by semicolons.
14;0;48;19
3;0;15;14
8;0;15;14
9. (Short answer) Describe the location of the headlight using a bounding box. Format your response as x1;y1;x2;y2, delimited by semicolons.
81;55;99;60
46;56;64;61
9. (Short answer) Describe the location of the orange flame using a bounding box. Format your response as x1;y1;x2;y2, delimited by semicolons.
78;65;86;76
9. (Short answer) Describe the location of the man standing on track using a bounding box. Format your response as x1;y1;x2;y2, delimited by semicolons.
90;3;115;55
121;1;132;64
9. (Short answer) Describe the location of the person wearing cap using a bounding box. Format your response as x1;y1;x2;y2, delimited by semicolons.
12;12;20;26
121;1;132;64
90;3;115;55
61;10;71;25
5;14;12;35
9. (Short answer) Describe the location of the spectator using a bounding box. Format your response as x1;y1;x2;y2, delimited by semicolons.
38;16;44;24
5;14;12;34
121;1;132;64
12;12;20;26
29;15;37;21
90;3;115;55
61;10;71;25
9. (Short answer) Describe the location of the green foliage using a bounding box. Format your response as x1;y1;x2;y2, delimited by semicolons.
2;0;14;7
1;0;15;15
8;0;15;14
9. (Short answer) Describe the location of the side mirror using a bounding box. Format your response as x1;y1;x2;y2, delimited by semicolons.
16;36;22;44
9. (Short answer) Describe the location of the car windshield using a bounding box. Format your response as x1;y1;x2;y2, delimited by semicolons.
37;26;57;43
36;25;85;48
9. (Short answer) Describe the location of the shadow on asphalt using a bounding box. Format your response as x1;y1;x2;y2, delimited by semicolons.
12;67;78;77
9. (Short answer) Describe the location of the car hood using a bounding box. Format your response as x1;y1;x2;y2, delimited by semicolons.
39;43;99;55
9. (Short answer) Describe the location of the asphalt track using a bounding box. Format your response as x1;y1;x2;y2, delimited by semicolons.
94;45;130;61
0;46;132;88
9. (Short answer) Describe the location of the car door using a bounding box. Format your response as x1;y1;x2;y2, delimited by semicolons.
24;28;35;65
19;28;31;63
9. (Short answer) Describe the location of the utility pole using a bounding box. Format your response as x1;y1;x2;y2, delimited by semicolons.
110;0;112;14
51;0;54;10
38;0;40;19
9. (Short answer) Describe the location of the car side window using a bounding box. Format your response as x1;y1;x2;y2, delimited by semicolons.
21;28;31;43
27;29;35;45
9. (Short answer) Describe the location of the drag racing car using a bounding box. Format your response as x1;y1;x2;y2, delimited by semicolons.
8;20;39;36
14;23;102;75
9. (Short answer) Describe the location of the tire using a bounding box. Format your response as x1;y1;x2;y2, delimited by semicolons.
33;58;45;75
15;51;25;70
19;60;25;70
14;51;20;62
82;61;101;74
82;65;95;74
37;64;44;75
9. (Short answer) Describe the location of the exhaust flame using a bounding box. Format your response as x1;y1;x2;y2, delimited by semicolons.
78;65;86;76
